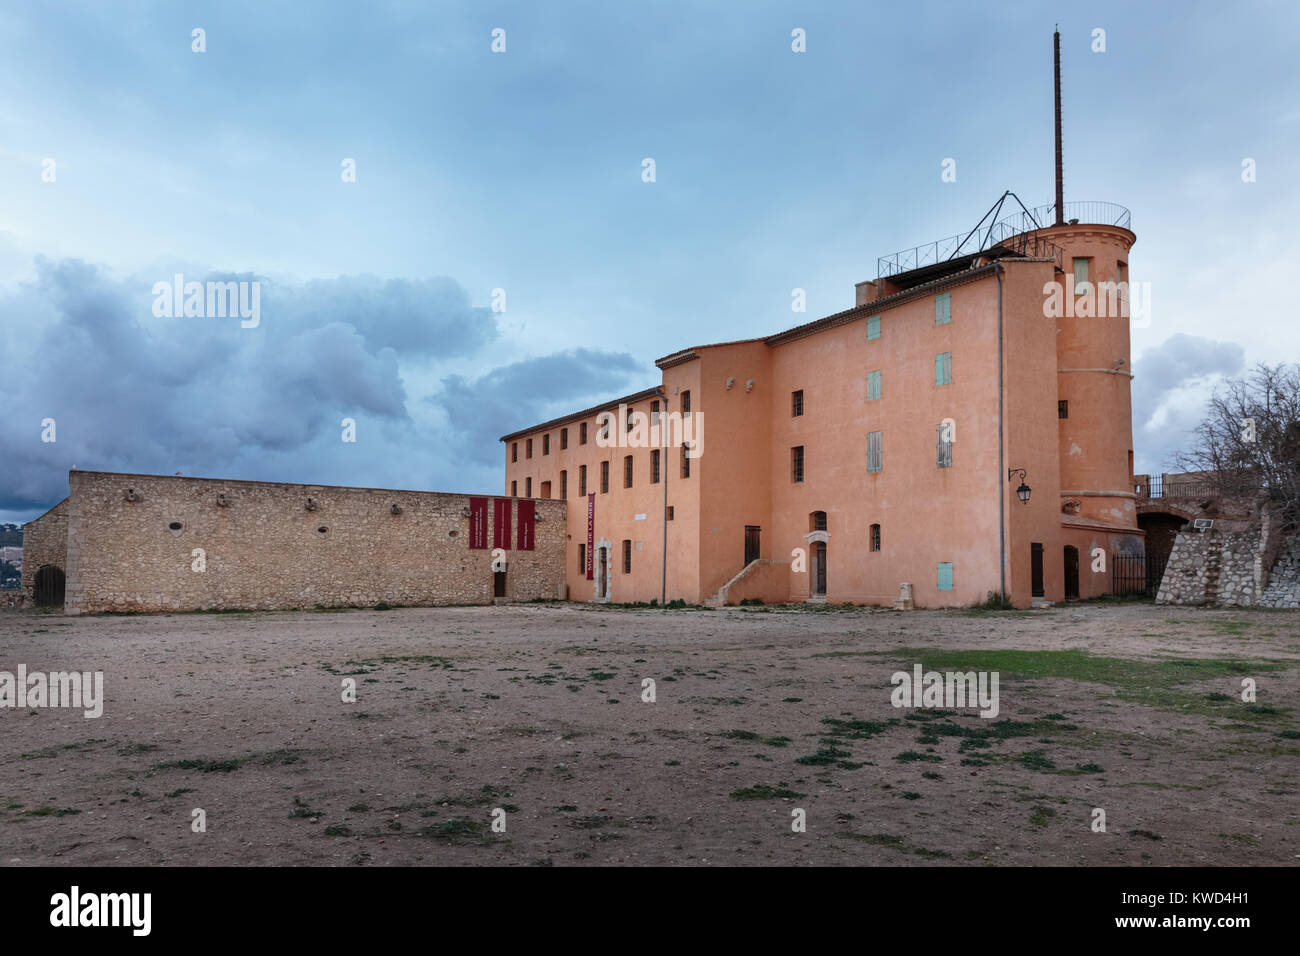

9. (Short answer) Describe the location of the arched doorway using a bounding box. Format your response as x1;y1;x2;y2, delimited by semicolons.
34;565;65;607
812;542;827;596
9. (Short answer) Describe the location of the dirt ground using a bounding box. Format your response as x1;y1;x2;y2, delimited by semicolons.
1;601;1297;867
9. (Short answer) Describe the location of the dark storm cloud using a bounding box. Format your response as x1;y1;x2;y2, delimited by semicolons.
0;257;498;515
430;349;652;467
1132;333;1245;471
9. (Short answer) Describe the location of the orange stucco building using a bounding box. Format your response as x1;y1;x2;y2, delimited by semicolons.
501;202;1143;608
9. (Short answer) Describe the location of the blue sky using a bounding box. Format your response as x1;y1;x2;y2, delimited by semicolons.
2;0;1298;522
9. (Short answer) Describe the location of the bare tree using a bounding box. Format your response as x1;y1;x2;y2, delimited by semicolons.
1176;363;1300;526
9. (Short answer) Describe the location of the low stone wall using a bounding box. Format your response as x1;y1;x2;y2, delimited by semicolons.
60;470;566;614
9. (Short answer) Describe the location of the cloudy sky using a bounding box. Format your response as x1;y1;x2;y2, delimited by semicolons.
2;0;1297;523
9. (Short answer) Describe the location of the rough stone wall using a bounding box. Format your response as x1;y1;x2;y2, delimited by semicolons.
61;471;565;614
1259;536;1300;608
18;498;69;605
1156;514;1270;606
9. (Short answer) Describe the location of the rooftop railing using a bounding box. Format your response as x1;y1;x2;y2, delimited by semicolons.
876;201;1131;280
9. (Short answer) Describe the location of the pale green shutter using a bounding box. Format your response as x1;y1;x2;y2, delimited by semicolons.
937;562;954;591
935;292;951;325
936;352;951;386
866;314;881;340
867;370;881;401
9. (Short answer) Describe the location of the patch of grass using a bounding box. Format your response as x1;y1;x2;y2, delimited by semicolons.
347;803;370;813
1128;829;1163;841
1018;749;1056;771
838;831;950;859
323;825;352;836
288;796;322;819
730;784;805;801
895;751;943;763
165;788;194;799
25;807;81;817
420;818;491;845
20;739;108;760
796;746;852;766
820;716;900;739
896;647;1289;717
1029;805;1057;827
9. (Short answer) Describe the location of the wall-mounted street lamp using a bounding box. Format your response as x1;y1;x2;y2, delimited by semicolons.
1008;468;1032;504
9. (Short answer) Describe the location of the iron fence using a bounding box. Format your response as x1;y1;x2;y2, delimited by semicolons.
1110;552;1166;598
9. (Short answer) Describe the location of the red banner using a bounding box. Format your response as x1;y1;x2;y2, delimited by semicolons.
468;497;488;550
493;498;511;550
586;494;595;580
517;498;535;551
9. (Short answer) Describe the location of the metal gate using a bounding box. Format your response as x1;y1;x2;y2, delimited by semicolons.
1111;553;1163;598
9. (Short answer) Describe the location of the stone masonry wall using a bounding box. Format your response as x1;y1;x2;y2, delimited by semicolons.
18;498;69;606
62;471;565;614
1155;510;1290;606
1258;536;1300;608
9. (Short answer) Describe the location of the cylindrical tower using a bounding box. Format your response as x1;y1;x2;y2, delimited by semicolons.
1035;215;1137;529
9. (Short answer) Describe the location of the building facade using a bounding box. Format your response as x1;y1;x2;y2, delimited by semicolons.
502;205;1143;608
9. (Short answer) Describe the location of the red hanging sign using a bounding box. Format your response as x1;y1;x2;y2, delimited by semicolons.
517;498;535;551
468;497;488;550
493;497;511;550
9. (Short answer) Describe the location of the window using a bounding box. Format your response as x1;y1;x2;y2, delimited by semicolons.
651;399;660;426
511;480;517;497
1072;257;1091;294
627;407;636;432
543;433;550;455
744;526;761;565
792;390;804;417
578;543;586;573
623;539;632;574
580;422;588;445
867;370;882;401
598;414;611;442
867;431;883;473
681;391;691;414
935;292;951;325
525;477;532;497
526;438;533;459
866;314;881;340
651;448;660;483
936;423;953;468
937;562;954;591
1058;400;1069;419
812;511;827;531
579;464;587;496
936;352;952;386
792;446;804;483
511;442;518;463
560;470;568;500
600;461;609;493
624;455;634;489
540;480;552;498
666;506;675;520
561;427;568;450
870;523;881;552
681;446;691;479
